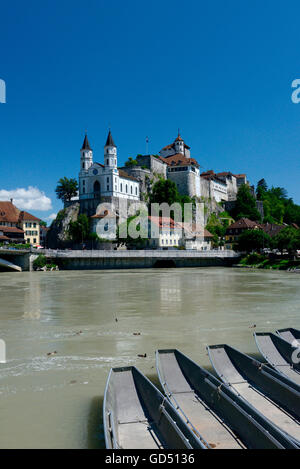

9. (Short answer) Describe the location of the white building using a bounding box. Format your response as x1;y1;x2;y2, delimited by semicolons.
79;131;140;203
147;216;183;248
159;133;201;198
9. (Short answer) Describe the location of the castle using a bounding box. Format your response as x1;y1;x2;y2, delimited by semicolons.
77;130;248;216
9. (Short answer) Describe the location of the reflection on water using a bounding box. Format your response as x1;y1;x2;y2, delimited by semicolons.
0;268;299;448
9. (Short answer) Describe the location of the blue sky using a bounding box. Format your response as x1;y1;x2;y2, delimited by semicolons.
1;0;300;221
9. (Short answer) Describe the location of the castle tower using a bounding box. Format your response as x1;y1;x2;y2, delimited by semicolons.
104;130;117;168
174;130;185;155
80;134;93;171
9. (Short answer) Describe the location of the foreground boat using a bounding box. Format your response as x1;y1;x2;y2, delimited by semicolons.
156;349;297;449
277;328;300;344
103;366;205;449
207;344;300;446
254;332;300;385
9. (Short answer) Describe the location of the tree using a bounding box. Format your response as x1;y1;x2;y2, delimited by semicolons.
125;157;138;168
116;215;147;249
149;179;193;221
236;229;272;253
272;227;300;254
68;214;90;242
55;177;78;203
149;179;181;206
256;179;268;200
232;184;261;221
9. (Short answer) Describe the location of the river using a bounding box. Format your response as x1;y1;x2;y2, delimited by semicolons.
0;267;299;448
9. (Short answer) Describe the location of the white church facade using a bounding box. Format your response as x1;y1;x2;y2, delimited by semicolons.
79;131;140;203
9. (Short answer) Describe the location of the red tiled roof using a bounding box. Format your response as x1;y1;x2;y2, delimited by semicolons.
19;211;41;222
261;223;284;237
182;222;214;238
161;135;191;152
148;216;182;230
0;234;10;240
0;226;24;233
226;218;260;230
90;209;115;219
0;201;20;223
160;153;198;167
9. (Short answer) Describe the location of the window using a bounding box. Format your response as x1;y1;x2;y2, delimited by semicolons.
166;239;168;245
107;185;109;191
161;239;164;245
83;180;85;186
126;185;128;193
107;159;109;165
120;183;123;192
33;223;36;228
107;177;109;183
135;187;138;195
33;239;36;244
83;187;85;194
131;186;133;194
82;163;84;169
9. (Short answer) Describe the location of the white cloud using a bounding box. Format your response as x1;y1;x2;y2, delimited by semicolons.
0;186;52;211
47;213;57;221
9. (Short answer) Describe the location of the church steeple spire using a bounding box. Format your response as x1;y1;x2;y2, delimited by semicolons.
80;133;93;172
81;133;92;151
105;130;116;148
104;129;117;168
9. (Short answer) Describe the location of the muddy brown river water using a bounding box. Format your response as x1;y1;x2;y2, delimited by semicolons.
0;267;299;448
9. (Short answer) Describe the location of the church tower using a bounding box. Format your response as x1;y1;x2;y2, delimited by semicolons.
104;130;117;168
80;134;93;171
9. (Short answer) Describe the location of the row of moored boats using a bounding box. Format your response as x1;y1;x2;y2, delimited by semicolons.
103;327;300;449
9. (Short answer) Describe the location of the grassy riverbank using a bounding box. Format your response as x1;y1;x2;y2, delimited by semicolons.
238;253;300;270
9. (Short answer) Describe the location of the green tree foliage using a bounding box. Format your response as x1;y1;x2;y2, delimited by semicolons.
116;215;147;249
256;180;300;225
232;184;261;221
272;226;300;253
236;229;272;253
125;157;138;167
33;254;47;269
149;179;181;205
149;179;193;221
68;214;90;242
55;177;78;203
206;212;232;246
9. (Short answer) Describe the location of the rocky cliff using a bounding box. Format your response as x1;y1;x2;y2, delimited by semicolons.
46;202;80;249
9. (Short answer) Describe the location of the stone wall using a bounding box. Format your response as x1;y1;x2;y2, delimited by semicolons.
135;155;167;178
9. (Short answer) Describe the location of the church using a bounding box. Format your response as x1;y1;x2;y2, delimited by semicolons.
78;130;140;215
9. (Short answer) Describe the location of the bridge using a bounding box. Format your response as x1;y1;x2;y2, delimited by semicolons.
0;248;240;271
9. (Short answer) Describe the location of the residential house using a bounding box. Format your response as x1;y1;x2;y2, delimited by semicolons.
184;226;214;251
225;218;261;250
0;201;41;246
19;211;41;246
147;216;184;249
